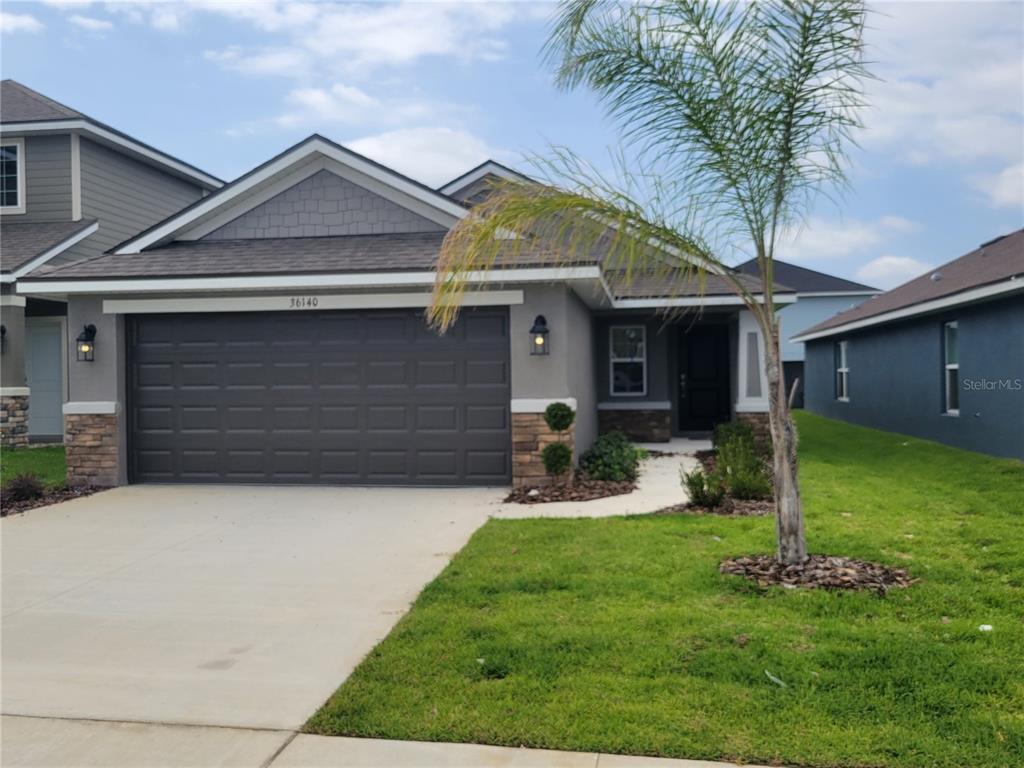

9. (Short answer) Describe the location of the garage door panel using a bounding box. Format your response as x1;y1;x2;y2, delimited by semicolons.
129;308;510;485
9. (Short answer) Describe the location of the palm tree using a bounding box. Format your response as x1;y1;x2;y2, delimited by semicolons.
428;0;869;565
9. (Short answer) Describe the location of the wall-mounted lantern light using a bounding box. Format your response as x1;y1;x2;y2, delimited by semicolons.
0;324;6;354
76;324;97;362
529;315;549;356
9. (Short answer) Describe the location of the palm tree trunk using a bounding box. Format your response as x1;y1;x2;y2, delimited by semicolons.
764;321;807;565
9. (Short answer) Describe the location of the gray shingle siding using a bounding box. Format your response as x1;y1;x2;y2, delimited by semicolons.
61;137;204;264
20;135;72;223
804;295;1024;460
202;169;445;240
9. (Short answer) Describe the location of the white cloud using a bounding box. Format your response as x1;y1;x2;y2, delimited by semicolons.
348;127;499;187
276;84;381;127
972;162;1024;209
777;217;884;262
203;46;310;77
856;255;933;289
69;14;112;31
0;12;43;33
879;215;920;233
149;6;180;31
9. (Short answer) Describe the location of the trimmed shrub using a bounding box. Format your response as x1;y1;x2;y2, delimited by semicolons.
581;431;641;482
541;442;573;478
717;429;772;500
3;473;45;502
682;467;726;508
713;420;756;450
543;402;576;433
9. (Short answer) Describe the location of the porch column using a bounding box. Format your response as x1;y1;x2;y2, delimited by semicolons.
734;309;770;441
1;293;29;447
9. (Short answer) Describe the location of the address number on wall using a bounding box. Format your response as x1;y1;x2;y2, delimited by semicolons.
289;297;320;309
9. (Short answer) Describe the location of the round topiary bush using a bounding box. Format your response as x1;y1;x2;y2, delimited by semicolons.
543;402;576;433
541;442;573;478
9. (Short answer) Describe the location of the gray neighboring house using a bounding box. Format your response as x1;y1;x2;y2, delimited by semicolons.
1;80;222;447
793;230;1024;460
734;259;877;407
16;135;793;488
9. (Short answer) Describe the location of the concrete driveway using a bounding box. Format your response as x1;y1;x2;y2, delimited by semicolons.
2;485;497;763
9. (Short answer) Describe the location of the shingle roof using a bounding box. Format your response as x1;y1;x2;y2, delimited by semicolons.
799;229;1024;337
608;269;775;299
734;258;877;293
0;219;98;274
0;79;84;123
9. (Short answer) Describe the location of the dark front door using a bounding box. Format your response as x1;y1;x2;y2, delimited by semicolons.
127;308;511;486
678;324;731;431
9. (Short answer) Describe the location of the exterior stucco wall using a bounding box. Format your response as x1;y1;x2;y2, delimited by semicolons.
780;293;875;362
566;290;597;454
203;169;445;240
804;295;1024;459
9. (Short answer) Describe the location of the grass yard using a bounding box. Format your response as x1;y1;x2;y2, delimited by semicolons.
0;445;66;488
307;413;1024;767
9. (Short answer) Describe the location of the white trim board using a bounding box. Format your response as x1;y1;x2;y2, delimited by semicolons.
0;387;31;397
19;266;605;295
0;295;27;307
70;133;82;221
0;137;26;216
614;294;797;309
791;278;1024;342
2;121;222;189
438;160;532;196
104;290;524;315
0;221;99;284
63;401;119;415
114;136;468;254
510;398;578;413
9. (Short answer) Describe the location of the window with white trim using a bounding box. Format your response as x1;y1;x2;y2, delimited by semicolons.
835;340;849;401
1;138;25;213
944;321;959;415
610;325;646;395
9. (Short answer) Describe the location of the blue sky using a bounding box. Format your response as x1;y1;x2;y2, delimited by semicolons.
2;1;1021;287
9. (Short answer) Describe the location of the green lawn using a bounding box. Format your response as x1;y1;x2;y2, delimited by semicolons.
306;413;1024;767
0;445;66;488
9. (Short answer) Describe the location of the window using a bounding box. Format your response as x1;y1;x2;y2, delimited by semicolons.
835;340;849;401
610;325;646;395
944;321;959;415
1;138;25;214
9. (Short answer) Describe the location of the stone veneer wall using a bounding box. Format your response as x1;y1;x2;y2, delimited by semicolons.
598;409;672;442
511;412;576;487
65;413;120;486
736;412;771;449
0;395;29;448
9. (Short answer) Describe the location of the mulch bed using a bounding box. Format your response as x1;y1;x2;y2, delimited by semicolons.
720;554;917;593
656;497;773;517
505;475;635;504
1;485;104;517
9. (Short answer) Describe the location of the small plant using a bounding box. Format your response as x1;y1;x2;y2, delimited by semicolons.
2;473;45;502
541;442;573;478
581;431;641;482
717;430;772;500
713;421;756;450
682;467;726;508
541;402;576;482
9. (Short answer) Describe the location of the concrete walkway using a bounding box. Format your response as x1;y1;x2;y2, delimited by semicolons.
1;717;773;768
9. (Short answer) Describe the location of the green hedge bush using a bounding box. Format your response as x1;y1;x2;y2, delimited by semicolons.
581;431;641;482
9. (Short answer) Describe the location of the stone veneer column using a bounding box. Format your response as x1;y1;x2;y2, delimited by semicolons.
597;409;671;442
65;412;120;486
511;412;576;487
0;394;29;448
736;411;771;449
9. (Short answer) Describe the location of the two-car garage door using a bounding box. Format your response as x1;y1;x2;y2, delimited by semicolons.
127;308;511;485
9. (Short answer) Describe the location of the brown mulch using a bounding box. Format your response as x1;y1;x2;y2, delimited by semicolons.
656;497;773;517
0;485;104;517
720;553;917;593
505;475;635;504
695;449;717;472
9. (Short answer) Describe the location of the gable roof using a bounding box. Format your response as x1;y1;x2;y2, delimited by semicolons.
793;229;1024;342
112;134;470;254
0;79;222;190
0;218;99;282
438;159;533;201
734;258;877;294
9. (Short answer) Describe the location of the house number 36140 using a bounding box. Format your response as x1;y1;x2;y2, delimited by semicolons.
289;297;319;309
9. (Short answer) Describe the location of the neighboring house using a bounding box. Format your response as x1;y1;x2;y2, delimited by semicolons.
734;259;877;407
793;230;1024;460
0;80;222;447
16;134;793;488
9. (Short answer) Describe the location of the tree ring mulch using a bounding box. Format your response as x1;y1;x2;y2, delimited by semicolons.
505;476;635;504
720;554;917;593
1;485;105;517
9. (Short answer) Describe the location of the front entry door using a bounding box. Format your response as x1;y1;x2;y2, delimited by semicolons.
678;324;731;431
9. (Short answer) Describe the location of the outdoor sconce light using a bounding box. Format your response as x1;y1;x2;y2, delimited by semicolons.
76;324;97;362
529;315;550;356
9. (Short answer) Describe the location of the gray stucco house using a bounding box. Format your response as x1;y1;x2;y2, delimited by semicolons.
794;230;1023;460
735;258;877;407
1;80;222;446
12;135;792;487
